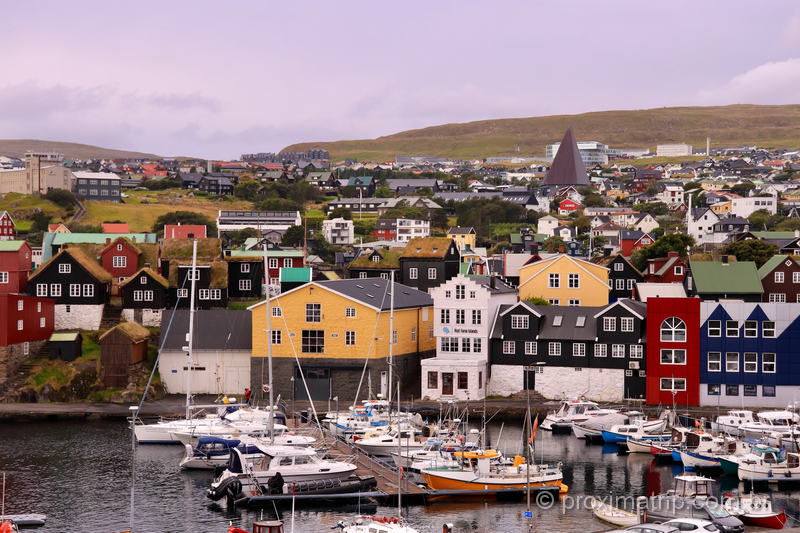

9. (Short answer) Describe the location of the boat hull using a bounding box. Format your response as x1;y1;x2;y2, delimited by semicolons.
719;457;740;476
680;451;721;470
739;510;787;529
421;469;563;492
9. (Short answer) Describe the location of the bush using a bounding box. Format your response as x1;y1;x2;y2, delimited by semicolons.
44;189;76;209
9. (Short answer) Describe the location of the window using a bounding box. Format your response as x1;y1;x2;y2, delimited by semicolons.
69;284;80;297
345;331;356;346
241;263;250;273
359;272;367;279
455;309;465;324
112;256;126;268
707;320;721;337
177;289;188;298
272;306;282;317
726;384;739;396
269;258;278;268
627;278;636;291
741;384;757;397
594;344;607;357
763;321;776;337
58;263;71;274
726;320;739;337
345;307;356;318
743;320;758;338
380;273;389;280
472;337;482;353
549;342;561;356
502;341;515;354
301;330;324;353
763;353;776;373
392;330;398;344
140;276;147;284
775;271;785;283
427;372;438;389
239;279;251;291
0;272;7;284
198;289;210;300
660;378;686;391
548;299;559;305
50;284;61;297
573;343;585;357
283;258;292;268
726;352;739;372
16;319;23;330
548;273;560;288
568;273;579;288
763;385;776;397
661;349;686;365
661;317;686;341
411;327;416;341
614;262;624;271
440;309;450;324
794;272;800;283
187;268;199;280
441;337;459;352
744;352;758;373
708;352;721;372
371;255;380;262
144;290;153;301
621;317;634;332
708;384;721;396
469;291;476;298
471;310;481;324
625;369;633;377
36;284;47;297
271;330;282;345
511;315;529;329
210;289;221;300
603;317;616;332
409;267;418;280
630;345;643;358
134;290;143;302
769;293;787;303
23;342;29;355
612;344;625;358
305;303;321;322
36;302;41;312
568;298;581;306
457;372;469;389
455;284;465;300
616;279;625;290
524;341;537;355
427;268;437;280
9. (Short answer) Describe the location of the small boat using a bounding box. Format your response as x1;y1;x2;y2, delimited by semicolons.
421;451;564;492
679;436;746;470
180;436;267;470
589;497;640;527
334;516;421;533
711;410;756;436
541;399;618;433
0;515;46;528
355;427;428;457
738;446;800;482
724;492;787;529
227;520;285;533
767;428;800;452
739;411;800;439
601;423;670;445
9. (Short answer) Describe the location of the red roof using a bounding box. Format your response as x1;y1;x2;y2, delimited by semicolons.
163;224;207;239
102;223;130;233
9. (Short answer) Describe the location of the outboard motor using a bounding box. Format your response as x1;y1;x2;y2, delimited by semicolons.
442;524;454;533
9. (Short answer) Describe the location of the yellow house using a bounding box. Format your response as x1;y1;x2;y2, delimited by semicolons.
249;278;435;401
447;227;477;251
518;254;609;306
710;201;732;214
605;188;629;201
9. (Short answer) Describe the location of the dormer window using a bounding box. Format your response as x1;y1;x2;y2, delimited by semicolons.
371;255;380;262
116;244;123;251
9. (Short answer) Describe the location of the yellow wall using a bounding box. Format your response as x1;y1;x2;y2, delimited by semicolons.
251;284;435;360
448;232;476;250
518;255;609;306
710;201;732;214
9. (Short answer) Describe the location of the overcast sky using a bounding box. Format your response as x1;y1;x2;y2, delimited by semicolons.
1;0;799;159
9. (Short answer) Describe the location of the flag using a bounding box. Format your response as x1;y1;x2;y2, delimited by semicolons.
528;416;539;443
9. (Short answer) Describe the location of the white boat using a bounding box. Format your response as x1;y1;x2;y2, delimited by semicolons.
738;446;800;481
739;411;800;439
601;422;670;444
767;428;800;452
180;436;266;470
711;410;756;436
540;399;618;432
335;517;420;533
625;437;659;454
355;427;429;457
679;435;742;469
589;497;640;527
573;410;669;440
171;420;313;446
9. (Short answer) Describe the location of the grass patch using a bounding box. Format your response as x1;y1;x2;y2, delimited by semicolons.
490;222;525;239
228;299;260;311
0;192;70;222
305;208;325;217
28;360;73;391
76;332;101;362
88;388;121;402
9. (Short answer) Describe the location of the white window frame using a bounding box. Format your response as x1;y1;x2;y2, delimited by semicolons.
239;279;252;291
743;352;758;373
660;317;687;342
271;306;282;317
112;256;127;268
611;344;625;358
548;342;561;356
502;341;515;354
177;288;188;298
568;273;579;288
660;378;686;391
139;276;147;284
629;344;643;358
744;320;758;338
726;352;739;372
144;290;153;301
58;263;71;274
524;341;537;355
763;321;776;337
573;343;585;357
427;267;437;280
708;352;721;372
283;258;292;268
271;330;282;345
603;317;616;332
763;352;776;373
134;290;143;302
50;284;61;297
548;273;560;288
614;262;624;271
769;293;787;303
17;319;23;330
621;317;634;332
69;284;80;297
707;320;721;337
409;267;418;280
471;309;481;324
594;343;607;357
726;320;739;337
82;284;93;297
0;272;8;284
269;258;278;269
345;307;356;318
345;330;356;346
660;348;686;365
511;314;529;329
775;271;785;283
39;317;45;328
36;284;47;296
241;263;250;273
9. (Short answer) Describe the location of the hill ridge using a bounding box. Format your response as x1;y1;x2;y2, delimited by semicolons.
0;139;161;160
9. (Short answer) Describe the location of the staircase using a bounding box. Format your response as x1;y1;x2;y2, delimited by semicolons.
507;389;548;403
100;304;123;330
0;361;38;402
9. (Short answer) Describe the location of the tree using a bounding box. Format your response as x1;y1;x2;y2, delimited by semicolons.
683;181;702;191
44;189;76;209
152;211;217;235
524;297;551;306
234;179;262;201
281;225;305;247
142;177;180;190
430;209;449;230
630;233;695;271
374;186;394;198
255;197;302;212
228;227;260;247
730;182;756;197
542;236;565;252
582;193;607;208
572;215;591;234
455;198;527;239
31;211;51;232
775;218;800;232
329;207;353;220
720;240;778;267
353;219;375;236
633;202;669;217
380;206;425;220
590;235;609;255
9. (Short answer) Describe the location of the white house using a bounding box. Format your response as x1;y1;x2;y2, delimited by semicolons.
321;217;355;245
730;196;778;218
537;215;560;237
657;184;685;206
421;274;517;400
395;218;430;242
686;208;721;244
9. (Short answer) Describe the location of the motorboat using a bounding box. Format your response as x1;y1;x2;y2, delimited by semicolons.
227;519;286;533
711;410;756;436
723;492;787;529
737;445;800;482
767;428;800;452
355;427;429;457
334;517;422;533
739;411;800;439
574;410;668;440
540;399;618;433
648;427;691;459
172;421;315;447
420;451;565;493
208;446;357;499
671;430;721;463
679;435;745;470
589;497;640;527
601;423;670;445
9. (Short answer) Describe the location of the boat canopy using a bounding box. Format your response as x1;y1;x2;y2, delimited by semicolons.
198;436;241;448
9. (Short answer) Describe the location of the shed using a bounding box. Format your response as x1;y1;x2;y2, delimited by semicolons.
48;332;83;361
99;322;150;387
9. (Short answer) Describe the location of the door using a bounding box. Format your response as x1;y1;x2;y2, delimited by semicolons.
524;367;536;390
441;373;454;395
294;367;331;401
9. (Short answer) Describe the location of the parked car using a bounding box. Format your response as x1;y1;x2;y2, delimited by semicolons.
663;518;718;531
605;525;680;533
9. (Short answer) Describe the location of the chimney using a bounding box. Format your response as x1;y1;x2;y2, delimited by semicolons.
105;238;111;245
795;230;799;239
144;262;151;268
206;160;212;174
490;274;496;290
667;251;679;258
722;255;729;265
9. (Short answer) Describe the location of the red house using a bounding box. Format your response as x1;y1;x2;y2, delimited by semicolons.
264;250;305;286
645;297;700;406
0;211;15;240
644;252;688;283
100;237;142;280
619;231;654;257
102;222;130;233
0;294;55;383
558;199;580;215
163;224;207;239
0;240;32;295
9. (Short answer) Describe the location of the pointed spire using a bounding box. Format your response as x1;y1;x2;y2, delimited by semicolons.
544;127;590;186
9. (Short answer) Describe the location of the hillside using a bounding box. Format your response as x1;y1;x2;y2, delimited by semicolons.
282;104;800;161
0;139;160;160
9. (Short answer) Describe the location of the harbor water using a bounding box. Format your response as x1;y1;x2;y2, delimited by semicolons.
2;419;800;532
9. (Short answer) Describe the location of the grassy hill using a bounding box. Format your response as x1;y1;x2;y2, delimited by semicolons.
0;139;160;160
282;104;800;161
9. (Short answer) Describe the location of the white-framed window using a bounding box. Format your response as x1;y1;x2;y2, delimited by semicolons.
726;352;739;372
198;289;210;300
187;268;199;280
775;271;785;283
134;290;143;301
112;256;126;268
744;352;758;373
469;291;476;298
371;255;380;262
627;279;635;290
305;303;321;322
392;330;398;344
241;263;250;273
23;341;29;355
472;338;482;353
548;342;561;356
440;309;450;324
726;320;739;337
69;284;80;297
144;290;153;301
140;276;148;284
345;307;356;318
345;330;356;346
763;352;776;373
271;330;282;345
707;320;721;337
37;302;41;312
239;279;251;291
511;315;529;329
411;327;416;341
548;298;560;305
17;299;23;311
548;273;560;288
621;317;634;332
594;344;607;357
616;279;625;290
612;344;625;358
794;272;800;283
50;284;61;297
380;272;389;280
524;341;537;355
17;319;23;330
409;267;418;279
58;263;71;274
661;349;686;365
39;317;45;328
36;284;47;297
269;258;278;268
359;272;367;279
461;338;471;353
603;317;616;332
660;378;686;391
271;306;282;317
455;284;465;300
625;369;633;377
210;289;221;299
573;343;585;357
630;344;643;358
441;337;459;352
455;309;465;324
177;288;188;298
0;272;8;284
769;293;787;303
708;352;721;372
427;268;437;279
82;284;93;297
568;273;579;288
502;341;515;354
471;310;481;324
283;258;292;268
661;317;686;342
763;321;776;337
614;262;624;271
744;320;757;337
568;299;580;306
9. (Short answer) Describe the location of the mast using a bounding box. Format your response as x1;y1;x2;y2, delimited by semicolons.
185;239;199;421
388;271;395;405
396;380;402;519
263;242;275;443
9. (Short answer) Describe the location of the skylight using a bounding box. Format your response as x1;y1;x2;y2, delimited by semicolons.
553;316;563;326
576;316;586;327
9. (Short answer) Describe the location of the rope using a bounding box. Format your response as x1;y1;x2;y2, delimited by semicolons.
349;278;392;411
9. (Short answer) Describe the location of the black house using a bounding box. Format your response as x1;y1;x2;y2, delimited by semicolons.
598;255;644;302
120;267;169;311
226;258;265;299
347;248;401;280
29;247;111;305
198;175;234;195
163;261;229;309
399;237;460;292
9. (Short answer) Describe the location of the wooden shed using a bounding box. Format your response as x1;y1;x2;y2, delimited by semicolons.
99;322;150;388
48;332;83;361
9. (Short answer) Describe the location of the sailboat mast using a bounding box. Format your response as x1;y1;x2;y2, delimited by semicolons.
185;239;199;421
263;242;275;443
387;271;395;405
396;380;402;519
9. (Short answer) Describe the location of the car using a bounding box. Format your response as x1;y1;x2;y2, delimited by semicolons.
606;525;680;533
663;518;718;531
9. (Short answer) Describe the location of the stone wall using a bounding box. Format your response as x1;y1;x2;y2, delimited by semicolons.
55;304;104;330
122;308;162;327
0;340;46;383
535;366;625;402
488;365;523;396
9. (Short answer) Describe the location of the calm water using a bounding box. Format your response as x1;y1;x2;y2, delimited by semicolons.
1;420;800;533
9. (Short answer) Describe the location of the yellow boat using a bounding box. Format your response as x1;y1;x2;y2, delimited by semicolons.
421;453;564;492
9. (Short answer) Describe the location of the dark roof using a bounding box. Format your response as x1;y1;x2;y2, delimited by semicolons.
305;279;432;310
447;227;475;235
532;304;602;341
543;128;590;186
468;275;516;294
160;310;252;351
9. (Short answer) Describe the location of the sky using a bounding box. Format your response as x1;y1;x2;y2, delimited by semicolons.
1;0;799;159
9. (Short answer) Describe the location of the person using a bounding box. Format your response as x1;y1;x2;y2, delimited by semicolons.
244;387;252;406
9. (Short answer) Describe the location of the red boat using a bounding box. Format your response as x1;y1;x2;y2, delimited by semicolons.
0;521;20;533
227;520;284;533
724;493;787;530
